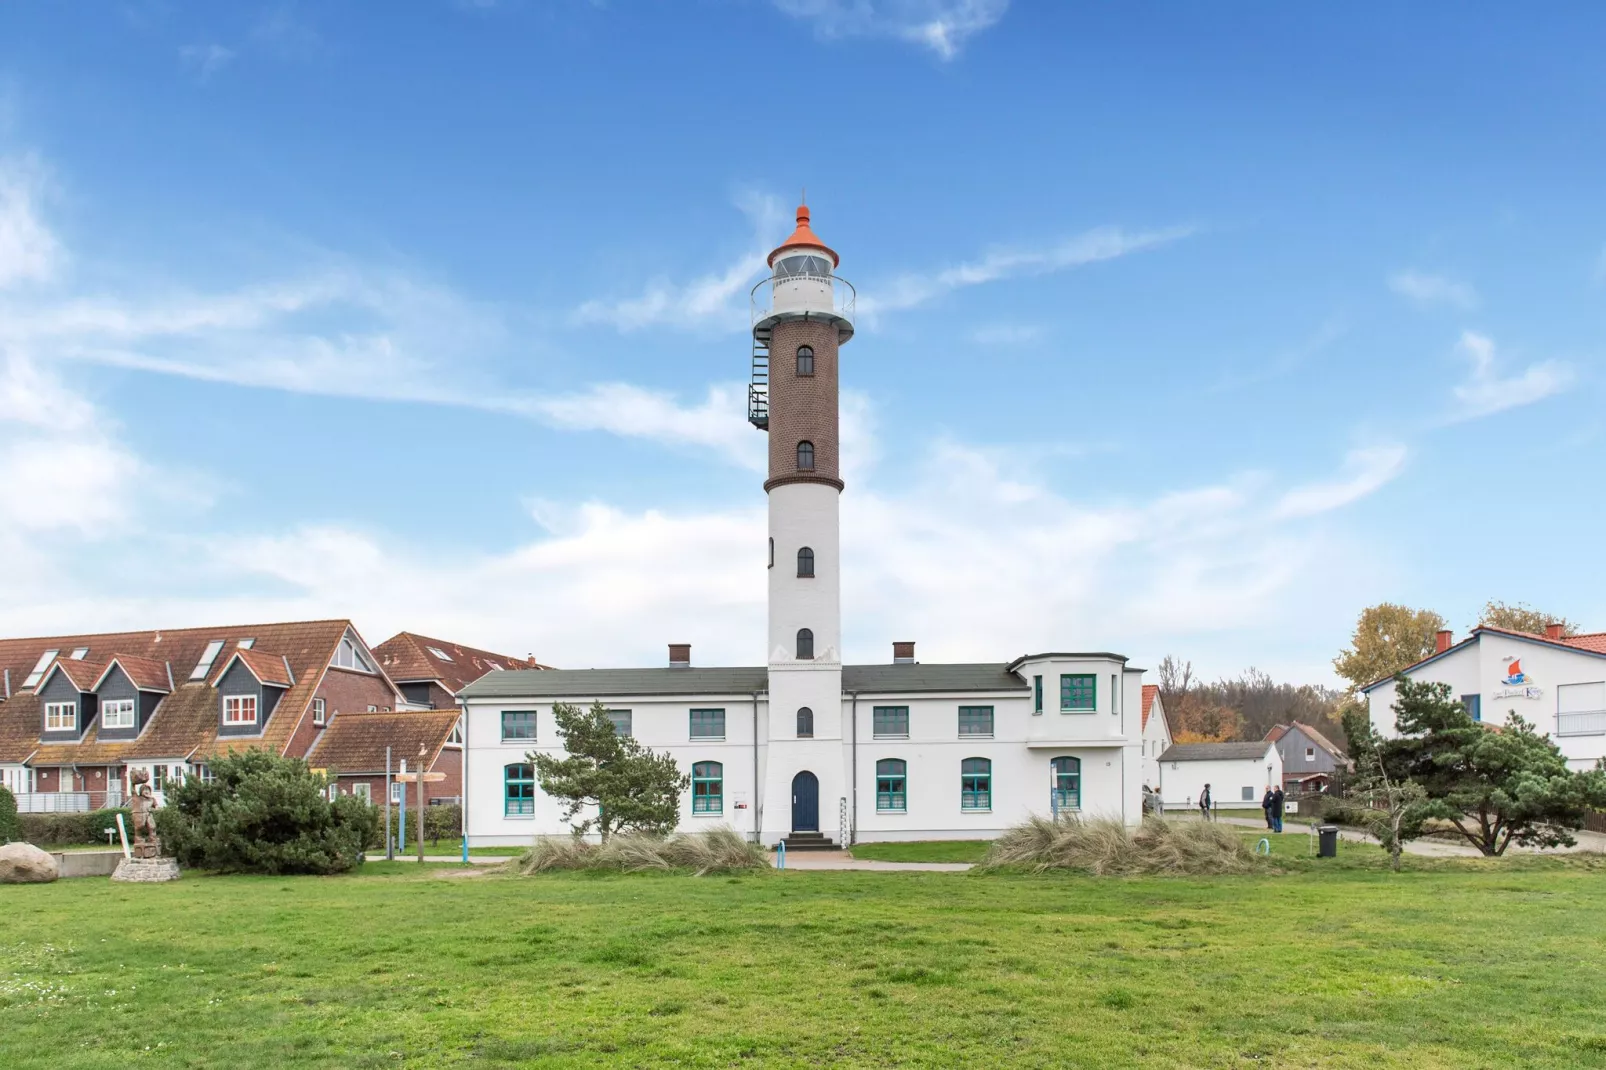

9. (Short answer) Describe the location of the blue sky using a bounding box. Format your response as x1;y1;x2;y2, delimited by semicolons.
0;1;1601;682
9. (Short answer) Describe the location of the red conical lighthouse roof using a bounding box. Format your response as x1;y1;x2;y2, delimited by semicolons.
767;203;840;268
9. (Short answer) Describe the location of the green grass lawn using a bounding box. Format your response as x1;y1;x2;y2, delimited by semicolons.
3;845;1605;1068
849;839;992;863
383;838;526;858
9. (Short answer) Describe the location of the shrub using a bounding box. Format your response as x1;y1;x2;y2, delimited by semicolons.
514;826;769;877
1318;797;1377;828
373;802;464;850
0;786;19;844
20;808;130;847
156;751;380;875
980;816;1257;876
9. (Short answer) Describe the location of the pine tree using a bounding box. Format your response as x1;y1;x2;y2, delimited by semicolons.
532;701;689;841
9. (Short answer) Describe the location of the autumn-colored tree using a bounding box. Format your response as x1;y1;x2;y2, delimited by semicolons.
1333;603;1446;697
1475;600;1577;637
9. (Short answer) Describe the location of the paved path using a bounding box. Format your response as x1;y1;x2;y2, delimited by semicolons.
772;850;973;872
1199;814;1606;857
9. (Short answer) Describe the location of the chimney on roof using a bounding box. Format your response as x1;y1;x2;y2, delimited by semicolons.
669;643;691;668
1544;622;1564;641
1435;629;1453;654
893;641;916;665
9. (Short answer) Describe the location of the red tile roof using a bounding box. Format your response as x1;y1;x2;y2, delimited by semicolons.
1265;724;1290;743
307;708;461;776
1561;631;1606;655
1141;685;1159;731
42;657;107;693
224;648;295;687
94;654;174;693
374;632;547;697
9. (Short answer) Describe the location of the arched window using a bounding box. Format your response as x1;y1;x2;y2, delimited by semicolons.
692;761;723;813
1051;756;1081;813
796;628;814;660
505;763;535;816
876;759;907;812
961;758;991;811
796;706;814;738
797;546;815;577
796;440;814;471
796;345;814;376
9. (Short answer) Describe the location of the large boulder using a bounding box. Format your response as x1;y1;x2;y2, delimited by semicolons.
0;842;59;883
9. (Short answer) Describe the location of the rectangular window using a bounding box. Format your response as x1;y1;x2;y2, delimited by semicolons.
961;758;991;811
1460;694;1481;723
23;650;60;690
875;759;907;812
1305;746;1315;762
1033;675;1043;715
689;708;726;740
45;701;76;731
197;765;215;784
353;783;372;803
152;765;166;791
390;781;403;804
872;706;909;739
1112;674;1118;715
223;695;258;725
505;763;536;816
190;640;224;681
607;709;633;737
958;706;994;737
102;699;136;730
312;698;327;726
1241;786;1254;802
501;710;537;741
1060;674;1096;712
692;761;723;813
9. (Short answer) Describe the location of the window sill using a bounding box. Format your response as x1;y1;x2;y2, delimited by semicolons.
503;814;536;820
959;734;995;740
961;807;992;814
1060;709;1095;715
690;736;727;743
872;735;910;741
691;810;724;817
501;737;536;745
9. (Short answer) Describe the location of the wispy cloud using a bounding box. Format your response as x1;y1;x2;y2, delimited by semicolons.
773;0;1009;60
1271;445;1407;519
1448;330;1572;421
1388;270;1477;309
252;3;324;60
573;190;785;332
179;43;236;81
0;155;62;287
859;224;1193;319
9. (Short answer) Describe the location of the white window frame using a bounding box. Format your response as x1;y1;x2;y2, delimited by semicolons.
223;694;259;726
1305;746;1315;762
427;646;453;662
333;634;376;673
312;697;327;726
102;698;137;730
45;701;76;731
353;782;372;802
24;650;60;690
191;639;225;681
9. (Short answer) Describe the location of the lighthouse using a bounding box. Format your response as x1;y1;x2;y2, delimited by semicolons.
751;203;855;844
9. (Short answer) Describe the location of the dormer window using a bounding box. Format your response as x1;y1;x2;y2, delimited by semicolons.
223;695;258;725
334;635;375;673
23;649;59;689
102;699;136;730
190;640;224;681
45;701;76;731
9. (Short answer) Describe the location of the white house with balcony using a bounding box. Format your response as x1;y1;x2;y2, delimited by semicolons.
1365;624;1606;770
457;203;1144;849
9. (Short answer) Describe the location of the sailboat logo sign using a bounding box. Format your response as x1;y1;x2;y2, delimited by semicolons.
1502;660;1528;686
1494;659;1542;700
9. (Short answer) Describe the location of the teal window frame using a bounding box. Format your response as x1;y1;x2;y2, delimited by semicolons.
501;710;536;741
875;759;907;812
1033;675;1043;714
691;761;723;813
689;708;726;740
1051;756;1081;811
1060;674;1096;712
961;757;991;811
958;706;994;737
505;763;535;816
872;706;909;739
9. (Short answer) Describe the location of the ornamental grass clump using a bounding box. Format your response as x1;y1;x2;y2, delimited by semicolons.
514;825;768;877
981;815;1256;876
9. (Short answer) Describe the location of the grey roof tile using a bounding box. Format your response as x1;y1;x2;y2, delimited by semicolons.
458;663;1030;700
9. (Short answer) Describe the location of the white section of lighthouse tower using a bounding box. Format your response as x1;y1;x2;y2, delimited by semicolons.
749;204;856;844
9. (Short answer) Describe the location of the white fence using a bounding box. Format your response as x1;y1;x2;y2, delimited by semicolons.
12;791;124;813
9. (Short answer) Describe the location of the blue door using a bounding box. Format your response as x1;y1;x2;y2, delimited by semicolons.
791;770;819;832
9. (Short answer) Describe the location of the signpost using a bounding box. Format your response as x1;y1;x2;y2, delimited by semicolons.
394;770;447;863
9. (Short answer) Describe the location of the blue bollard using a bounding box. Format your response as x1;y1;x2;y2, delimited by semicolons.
778;842;786;870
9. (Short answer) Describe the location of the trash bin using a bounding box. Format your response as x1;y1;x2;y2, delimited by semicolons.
1317;825;1339;858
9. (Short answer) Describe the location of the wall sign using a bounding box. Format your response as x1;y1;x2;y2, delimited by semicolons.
1493;686;1542;700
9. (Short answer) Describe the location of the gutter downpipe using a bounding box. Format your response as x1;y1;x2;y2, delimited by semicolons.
458;696;470;864
751;691;761;845
849;691;859;846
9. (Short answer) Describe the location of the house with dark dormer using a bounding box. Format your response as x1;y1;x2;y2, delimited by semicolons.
374;631;545;710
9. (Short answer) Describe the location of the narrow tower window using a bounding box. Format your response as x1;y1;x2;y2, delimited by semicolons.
768;537;774;569
797;707;814;738
796;628;814;660
796;346;814;376
797;547;815;577
797;441;815;471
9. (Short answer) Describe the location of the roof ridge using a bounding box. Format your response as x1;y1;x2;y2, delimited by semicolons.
0;619;354;646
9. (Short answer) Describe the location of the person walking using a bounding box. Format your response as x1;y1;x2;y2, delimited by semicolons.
1198;783;1212;821
1261;786;1276;829
1271;786;1286;833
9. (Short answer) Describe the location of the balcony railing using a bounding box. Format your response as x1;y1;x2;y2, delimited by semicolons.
1557;710;1606;737
750;273;856;331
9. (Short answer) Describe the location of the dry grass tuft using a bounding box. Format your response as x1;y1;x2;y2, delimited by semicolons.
513;825;769;876
981;815;1258;876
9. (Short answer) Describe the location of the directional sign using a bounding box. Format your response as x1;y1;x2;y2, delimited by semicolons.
394;771;447;783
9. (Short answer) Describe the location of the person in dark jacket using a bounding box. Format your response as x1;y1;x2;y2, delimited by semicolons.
1198;784;1212;821
1261;786;1276;829
1271;786;1286;833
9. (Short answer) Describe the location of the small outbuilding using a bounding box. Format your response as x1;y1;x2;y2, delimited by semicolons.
1157;740;1282;813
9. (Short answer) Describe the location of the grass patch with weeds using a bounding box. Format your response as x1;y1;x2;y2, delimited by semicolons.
849;839;991;863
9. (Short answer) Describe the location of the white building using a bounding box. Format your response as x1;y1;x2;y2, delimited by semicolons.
1366;624;1606;771
1156;741;1282;812
1138;684;1172;790
459;205;1145;847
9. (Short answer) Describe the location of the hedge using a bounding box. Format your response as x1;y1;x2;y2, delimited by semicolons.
378;802;462;849
0;785;20;844
20;807;132;847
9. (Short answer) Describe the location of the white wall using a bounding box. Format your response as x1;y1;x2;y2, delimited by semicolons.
769;483;840;663
1140;693;1172;790
1158;747;1282;810
1369;633;1606;769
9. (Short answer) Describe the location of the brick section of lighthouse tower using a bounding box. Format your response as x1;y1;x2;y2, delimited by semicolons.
764;317;842;491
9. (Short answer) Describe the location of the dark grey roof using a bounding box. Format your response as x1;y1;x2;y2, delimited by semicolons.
1159;742;1273;762
459;667;769;699
459;662;1028;700
842;663;1026;694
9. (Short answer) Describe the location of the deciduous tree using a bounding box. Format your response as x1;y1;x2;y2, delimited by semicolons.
1333;603;1446;696
532;701;688;841
1475;600;1577;637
